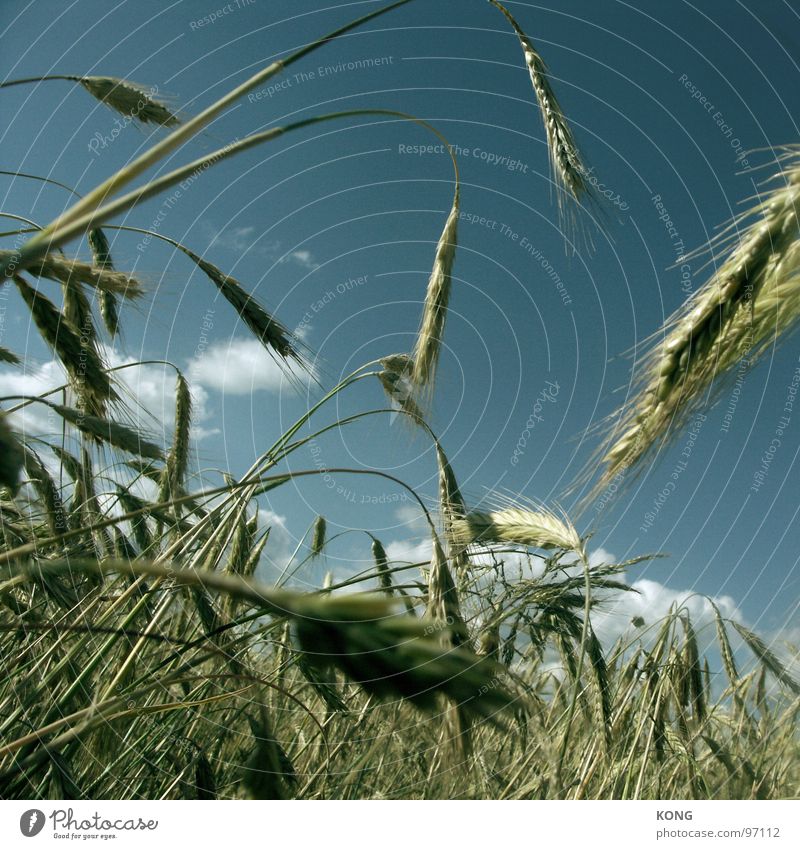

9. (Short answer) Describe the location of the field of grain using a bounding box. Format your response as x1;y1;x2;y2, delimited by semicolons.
0;0;798;801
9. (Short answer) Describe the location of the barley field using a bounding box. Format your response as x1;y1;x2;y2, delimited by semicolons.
0;0;798;802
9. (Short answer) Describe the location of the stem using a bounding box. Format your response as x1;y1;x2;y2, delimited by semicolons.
555;546;592;797
0;0;414;276
0;75;80;88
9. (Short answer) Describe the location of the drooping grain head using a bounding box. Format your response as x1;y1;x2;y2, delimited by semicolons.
79;76;180;127
377;353;424;423
596;154;800;494
178;246;310;380
13;275;115;418
22;252;144;298
52;403;162;459
291;592;511;719
488;0;591;228
0;346;20;365
87;229;121;337
87;228;114;269
22;447;68;535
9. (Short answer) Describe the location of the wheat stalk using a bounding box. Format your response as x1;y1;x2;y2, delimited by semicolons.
488;0;589;219
597;153;800;490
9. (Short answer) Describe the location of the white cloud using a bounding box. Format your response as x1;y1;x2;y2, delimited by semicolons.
0;347;218;443
187;337;311;394
386;536;432;565
256;507;298;582
199;222;280;257
590;575;742;649
394;504;429;534
283;249;319;270
0;359;68;436
377;535;745;653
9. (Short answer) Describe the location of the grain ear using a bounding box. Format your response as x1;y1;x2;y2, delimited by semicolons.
79;76;180;126
411;188;460;396
451;505;582;553
488;0;591;219
595;156;800;494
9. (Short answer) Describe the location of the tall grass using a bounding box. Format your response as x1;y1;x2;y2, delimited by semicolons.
0;0;798;800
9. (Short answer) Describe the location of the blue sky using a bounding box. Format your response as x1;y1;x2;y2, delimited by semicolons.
2;0;800;650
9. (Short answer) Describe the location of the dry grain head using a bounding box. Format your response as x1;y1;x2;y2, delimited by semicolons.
488;0;591;228
451;504;583;553
597;153;800;492
79;76;180;126
13;275;115;417
411;187;460;396
378;353;424;422
178;246;310;378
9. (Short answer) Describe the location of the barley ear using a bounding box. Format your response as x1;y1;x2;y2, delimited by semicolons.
159;371;192;503
732;621;800;695
370;535;393;594
411;186;460;397
436;443;471;579
23;447;68;535
310;515;326;558
78;76;180;127
488;0;590;221
451;504;582;553
595;156;800;495
13;275;115;417
51;403;162;459
425;535;468;648
88;228;120;337
177;246;310;377
15;251;144;297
